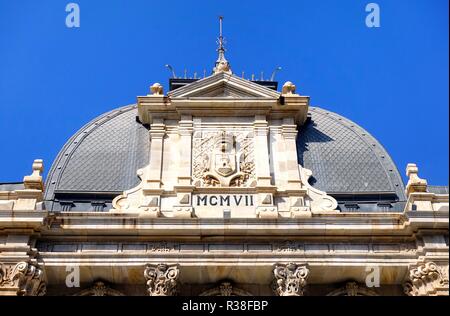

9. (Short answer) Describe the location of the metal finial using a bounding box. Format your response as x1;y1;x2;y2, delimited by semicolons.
213;16;232;74
165;64;177;78
270;66;282;81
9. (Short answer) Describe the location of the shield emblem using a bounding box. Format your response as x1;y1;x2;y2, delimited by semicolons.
214;153;236;177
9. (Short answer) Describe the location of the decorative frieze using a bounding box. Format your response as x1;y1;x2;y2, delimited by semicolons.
0;262;46;296
144;263;180;296
273;263;309;296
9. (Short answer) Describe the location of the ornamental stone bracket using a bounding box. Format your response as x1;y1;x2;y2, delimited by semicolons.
144;263;180;296
273;263;310;296
0;261;46;296
403;262;449;296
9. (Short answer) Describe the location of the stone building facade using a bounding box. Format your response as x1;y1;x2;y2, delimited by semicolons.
0;28;448;296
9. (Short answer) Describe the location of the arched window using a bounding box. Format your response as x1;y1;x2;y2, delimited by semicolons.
326;281;379;296
199;281;253;296
73;281;124;296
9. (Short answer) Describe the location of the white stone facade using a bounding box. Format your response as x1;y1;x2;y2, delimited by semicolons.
0;70;448;296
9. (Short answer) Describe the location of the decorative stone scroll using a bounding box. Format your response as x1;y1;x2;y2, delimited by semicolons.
273;263;309;296
403;262;449;296
144;263;180;296
298;166;338;213
0;262;46;296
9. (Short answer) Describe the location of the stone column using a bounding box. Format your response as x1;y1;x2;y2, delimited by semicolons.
254;115;277;218
273;263;309;296
146;119;166;189
139;119;166;216
173;115;195;218
281;118;310;217
403;262;449;296
0;262;46;296
144;263;180;296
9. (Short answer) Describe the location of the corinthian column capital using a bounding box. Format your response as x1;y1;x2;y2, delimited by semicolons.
144;263;180;296
403;262;449;296
273;262;310;296
0;262;46;296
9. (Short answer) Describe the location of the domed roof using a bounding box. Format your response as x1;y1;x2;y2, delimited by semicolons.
298;107;405;200
44;105;149;202
44;104;406;209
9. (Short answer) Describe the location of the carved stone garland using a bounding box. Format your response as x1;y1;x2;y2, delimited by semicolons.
273;263;309;296
0;262;46;296
144;263;180;296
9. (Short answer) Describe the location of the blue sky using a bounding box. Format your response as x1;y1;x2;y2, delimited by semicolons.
0;0;448;185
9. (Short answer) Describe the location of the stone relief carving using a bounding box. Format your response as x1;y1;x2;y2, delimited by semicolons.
0;262;46;296
73;281;124;296
326;281;379;296
193;130;255;188
199;281;253;296
273;263;309;296
403;262;449;296
144;263;180;296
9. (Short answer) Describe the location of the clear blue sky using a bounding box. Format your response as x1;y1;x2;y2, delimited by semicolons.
0;0;448;185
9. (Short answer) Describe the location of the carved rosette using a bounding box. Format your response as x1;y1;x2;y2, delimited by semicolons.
144;263;180;296
273;263;309;296
0;262;46;296
403;262;449;296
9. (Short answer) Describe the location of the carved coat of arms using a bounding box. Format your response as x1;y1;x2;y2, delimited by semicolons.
193;130;255;187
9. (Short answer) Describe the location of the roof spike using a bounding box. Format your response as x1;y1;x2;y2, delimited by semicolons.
213;16;232;75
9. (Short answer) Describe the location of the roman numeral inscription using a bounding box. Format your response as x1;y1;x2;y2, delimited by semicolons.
196;194;255;207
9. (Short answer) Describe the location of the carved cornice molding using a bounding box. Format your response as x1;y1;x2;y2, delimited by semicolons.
273;262;309;296
403;262;449;296
144;263;180;296
0;262;46;296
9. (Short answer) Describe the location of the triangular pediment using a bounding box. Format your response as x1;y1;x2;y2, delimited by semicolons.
168;72;281;99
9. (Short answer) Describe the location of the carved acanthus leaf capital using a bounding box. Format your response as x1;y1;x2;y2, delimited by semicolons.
0;262;46;296
273;263;309;296
144;263;180;296
403;262;449;296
